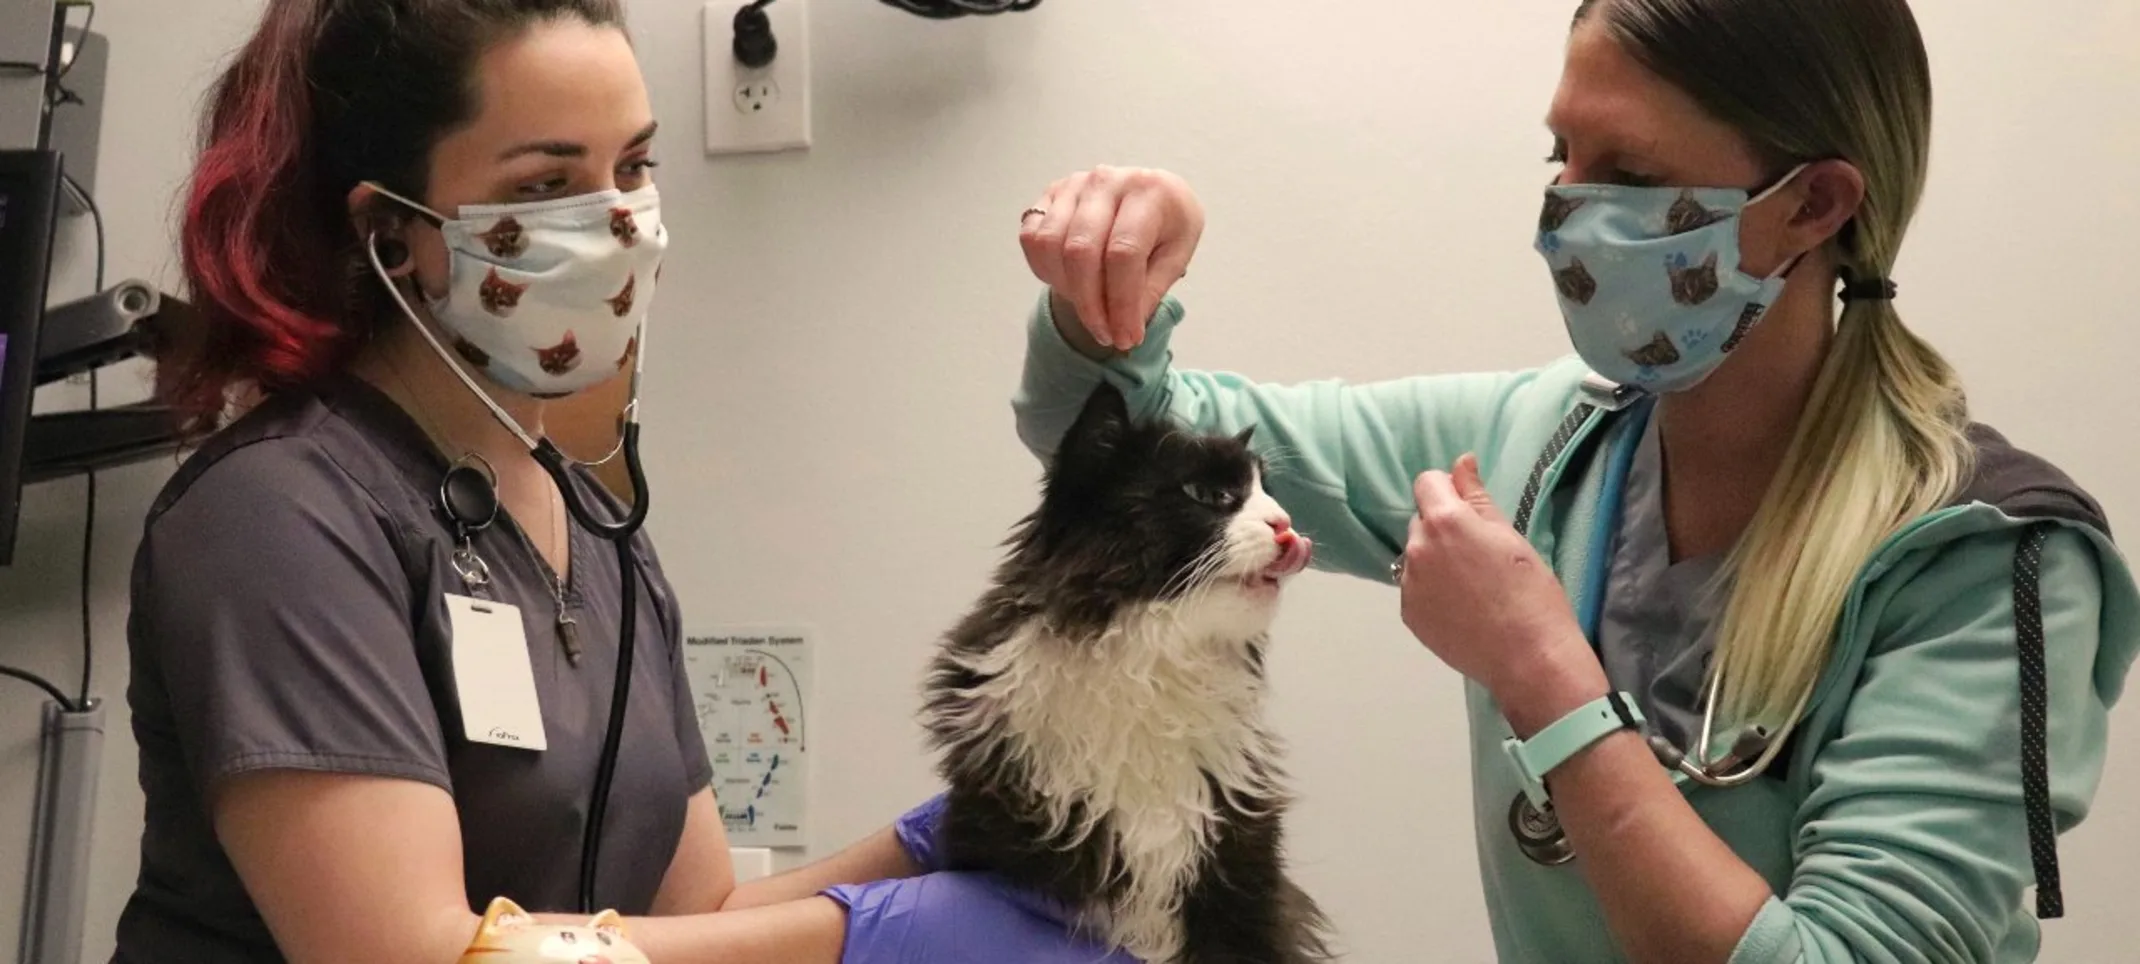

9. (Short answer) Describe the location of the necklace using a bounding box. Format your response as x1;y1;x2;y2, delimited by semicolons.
384;353;582;666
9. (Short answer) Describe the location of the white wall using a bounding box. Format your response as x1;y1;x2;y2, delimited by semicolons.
1;1;2134;961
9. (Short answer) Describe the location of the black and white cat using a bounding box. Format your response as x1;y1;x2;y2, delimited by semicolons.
922;384;1334;964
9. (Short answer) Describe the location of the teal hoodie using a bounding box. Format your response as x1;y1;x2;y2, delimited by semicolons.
1010;295;2139;963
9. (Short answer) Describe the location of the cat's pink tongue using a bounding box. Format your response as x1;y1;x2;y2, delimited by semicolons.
1266;533;1314;578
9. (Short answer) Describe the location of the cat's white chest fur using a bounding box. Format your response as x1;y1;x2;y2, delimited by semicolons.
955;597;1281;963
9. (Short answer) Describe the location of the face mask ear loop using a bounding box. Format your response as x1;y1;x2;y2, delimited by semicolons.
364;229;543;452
1741;162;1817;282
1745;161;1814;210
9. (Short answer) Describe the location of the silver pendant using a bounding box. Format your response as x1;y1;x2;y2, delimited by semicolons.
1508;792;1575;865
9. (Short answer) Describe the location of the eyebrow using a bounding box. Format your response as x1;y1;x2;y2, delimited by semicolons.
1543;120;1665;167
496;121;660;162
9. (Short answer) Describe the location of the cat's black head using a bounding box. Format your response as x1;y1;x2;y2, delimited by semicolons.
1006;385;1312;636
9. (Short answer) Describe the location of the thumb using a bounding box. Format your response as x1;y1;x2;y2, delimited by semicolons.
1452;453;1505;523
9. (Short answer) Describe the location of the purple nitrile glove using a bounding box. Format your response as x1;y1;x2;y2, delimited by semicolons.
892;793;948;873
825;871;1138;964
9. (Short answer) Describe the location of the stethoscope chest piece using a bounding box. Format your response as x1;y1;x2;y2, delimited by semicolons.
1509;792;1576;866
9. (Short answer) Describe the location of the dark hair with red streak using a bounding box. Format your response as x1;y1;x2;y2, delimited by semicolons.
164;0;625;435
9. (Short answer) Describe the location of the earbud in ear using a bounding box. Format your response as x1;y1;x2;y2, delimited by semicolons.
376;237;410;271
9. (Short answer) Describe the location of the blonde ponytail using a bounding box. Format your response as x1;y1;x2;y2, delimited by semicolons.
1712;289;1972;726
1579;0;1971;732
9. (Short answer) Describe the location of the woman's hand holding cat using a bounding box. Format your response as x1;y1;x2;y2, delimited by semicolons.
1398;454;1612;738
891;794;948;871
825;873;1141;964
1020;166;1204;354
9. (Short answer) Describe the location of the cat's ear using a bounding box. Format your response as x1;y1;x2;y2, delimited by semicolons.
474;896;530;937
589;909;629;938
1054;383;1132;479
1234;425;1256;446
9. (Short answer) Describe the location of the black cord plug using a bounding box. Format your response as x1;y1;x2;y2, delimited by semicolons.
733;1;778;70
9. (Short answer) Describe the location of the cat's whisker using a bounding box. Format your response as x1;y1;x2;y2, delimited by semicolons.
1257;443;1305;471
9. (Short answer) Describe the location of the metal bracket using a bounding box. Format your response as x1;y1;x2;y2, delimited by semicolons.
17;699;105;964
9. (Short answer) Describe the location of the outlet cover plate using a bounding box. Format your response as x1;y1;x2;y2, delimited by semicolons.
702;0;811;155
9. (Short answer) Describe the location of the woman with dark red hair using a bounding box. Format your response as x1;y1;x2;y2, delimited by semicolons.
116;2;1129;962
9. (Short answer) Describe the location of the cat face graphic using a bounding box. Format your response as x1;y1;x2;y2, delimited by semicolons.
479;268;529;317
459;896;648;964
1554;258;1599;305
610;208;641;248
1625;331;1682;369
535;331;581;376
607;274;636;317
1667;251;1720;306
477;216;527;259
1664;191;1730;236
1539;194;1587;234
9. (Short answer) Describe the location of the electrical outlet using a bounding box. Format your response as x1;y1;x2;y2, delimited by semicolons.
702;0;811;155
734;79;780;115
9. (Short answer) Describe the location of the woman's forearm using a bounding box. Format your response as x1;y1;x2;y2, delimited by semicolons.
1554;732;1773;962
1501;668;1773;963
721;827;918;911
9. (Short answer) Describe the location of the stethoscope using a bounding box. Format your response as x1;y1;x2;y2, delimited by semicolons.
368;236;651;913
1397;393;1810;865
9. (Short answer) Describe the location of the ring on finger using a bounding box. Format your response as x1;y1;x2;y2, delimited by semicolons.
1389;557;1405;581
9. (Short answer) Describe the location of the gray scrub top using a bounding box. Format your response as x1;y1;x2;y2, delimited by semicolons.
1597;410;1731;755
113;376;713;963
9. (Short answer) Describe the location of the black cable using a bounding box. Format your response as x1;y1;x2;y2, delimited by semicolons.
64;170;103;706
1;667;76;709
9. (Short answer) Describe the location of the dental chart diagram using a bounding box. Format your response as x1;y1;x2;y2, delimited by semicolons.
686;627;812;847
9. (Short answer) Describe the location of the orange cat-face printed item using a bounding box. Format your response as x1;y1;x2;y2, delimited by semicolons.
459;896;650;964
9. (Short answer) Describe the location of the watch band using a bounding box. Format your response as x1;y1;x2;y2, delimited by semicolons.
1502;692;1645;808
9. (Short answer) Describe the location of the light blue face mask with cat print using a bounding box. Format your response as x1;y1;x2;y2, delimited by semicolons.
1534;163;1809;394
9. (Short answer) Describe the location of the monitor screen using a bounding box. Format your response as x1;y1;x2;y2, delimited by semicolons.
0;150;63;567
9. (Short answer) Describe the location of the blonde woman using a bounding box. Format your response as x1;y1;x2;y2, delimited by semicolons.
999;1;2137;961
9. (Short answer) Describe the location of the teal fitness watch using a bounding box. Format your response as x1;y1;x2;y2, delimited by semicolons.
1503;692;1646;808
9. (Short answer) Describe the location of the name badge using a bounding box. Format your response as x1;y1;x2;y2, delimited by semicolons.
446;594;548;751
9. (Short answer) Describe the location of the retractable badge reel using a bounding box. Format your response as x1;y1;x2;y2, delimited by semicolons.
441;454;501;587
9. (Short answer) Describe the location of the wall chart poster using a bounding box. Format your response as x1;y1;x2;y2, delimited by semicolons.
685;626;812;847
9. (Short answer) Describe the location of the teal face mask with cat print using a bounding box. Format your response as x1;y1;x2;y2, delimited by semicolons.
1534;164;1808;394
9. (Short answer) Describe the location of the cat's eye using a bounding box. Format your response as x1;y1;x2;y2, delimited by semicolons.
1183;482;1242;511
